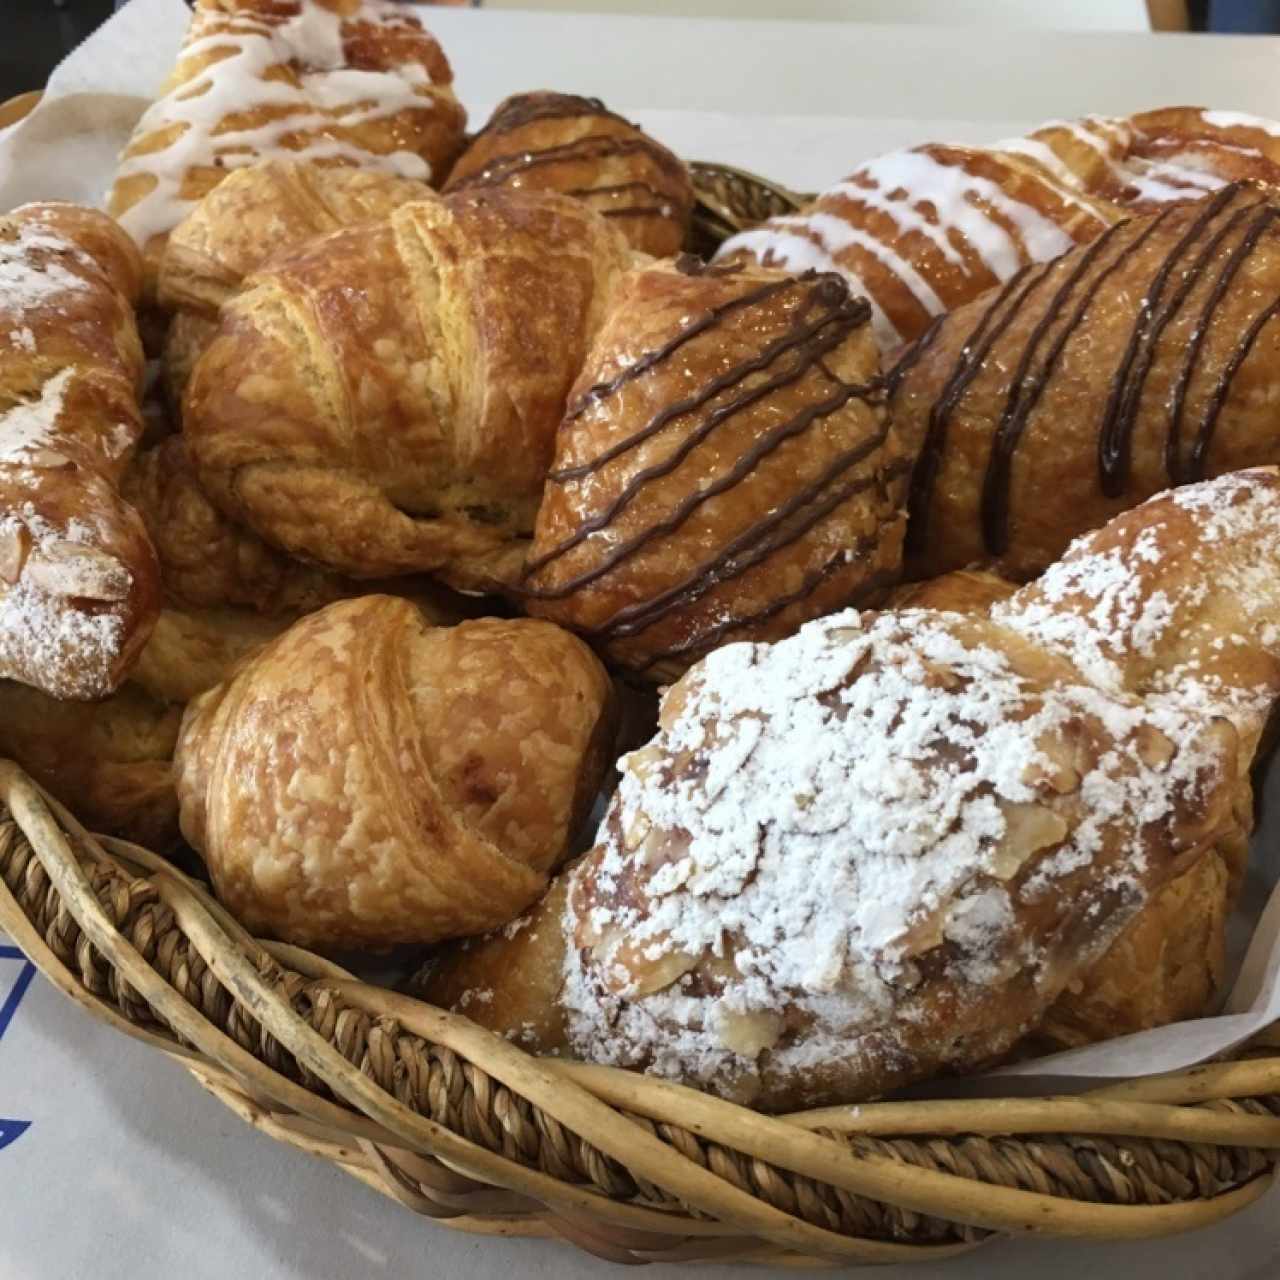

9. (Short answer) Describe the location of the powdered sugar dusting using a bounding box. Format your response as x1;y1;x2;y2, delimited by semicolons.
997;469;1280;737
0;367;74;461
0;504;128;699
561;606;1230;1100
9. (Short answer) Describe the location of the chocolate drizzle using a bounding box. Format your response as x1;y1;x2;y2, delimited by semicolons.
636;547;902;673
895;182;1280;563
520;268;894;649
525;292;868;578
452;135;685;195
1190;292;1280;479
905;263;1051;555
1096;182;1242;498
1177;205;1280;480
583;450;910;645
469;93;624;142
561;275;805;427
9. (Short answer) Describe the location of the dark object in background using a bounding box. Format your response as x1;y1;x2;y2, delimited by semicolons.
1209;0;1280;30
1;0;114;100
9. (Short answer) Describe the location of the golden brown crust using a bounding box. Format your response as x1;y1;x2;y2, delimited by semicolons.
892;184;1280;582
174;598;616;949
0;679;182;848
522;259;906;678
107;0;467;293
182;190;634;590
0;203;161;700
445;92;693;258
157;161;436;398
884;568;1017;613
1033;851;1229;1052
719;108;1280;351
122;437;351;614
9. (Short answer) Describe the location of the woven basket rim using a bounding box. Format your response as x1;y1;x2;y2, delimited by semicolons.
2;758;1279;1267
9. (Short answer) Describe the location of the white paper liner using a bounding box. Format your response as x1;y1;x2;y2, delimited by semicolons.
3;0;1280;1096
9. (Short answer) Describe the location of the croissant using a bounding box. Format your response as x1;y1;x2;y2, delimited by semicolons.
719;107;1280;350
122;437;353;614
107;0;466;294
522;258;908;678
892;182;1280;582
173;597;617;949
183;189;635;591
0;202;161;700
427;468;1280;1109
158;160;435;399
0;679;182;849
445;92;694;258
884;567;1231;1048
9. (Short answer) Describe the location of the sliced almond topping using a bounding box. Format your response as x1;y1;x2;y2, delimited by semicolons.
1022;755;1081;795
1134;724;1175;771
23;540;131;602
22;448;74;470
993;803;1069;878
0;524;30;585
713;1008;783;1058
604;936;698;997
623;812;652;851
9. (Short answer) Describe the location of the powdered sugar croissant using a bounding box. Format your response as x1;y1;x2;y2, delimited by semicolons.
0;203;160;700
427;469;1280;1109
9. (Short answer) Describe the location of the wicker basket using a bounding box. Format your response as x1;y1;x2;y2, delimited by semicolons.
3;760;1280;1267
5;87;1280;1264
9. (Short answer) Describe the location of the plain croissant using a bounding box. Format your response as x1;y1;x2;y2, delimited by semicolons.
183;189;636;592
174;596;618;949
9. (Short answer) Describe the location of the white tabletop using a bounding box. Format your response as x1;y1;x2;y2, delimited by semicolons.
5;8;1280;1279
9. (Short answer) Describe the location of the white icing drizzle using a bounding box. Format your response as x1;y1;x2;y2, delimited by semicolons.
720;223;900;347
113;0;448;249
1202;109;1280;138
847;150;1077;279
720;107;1280;351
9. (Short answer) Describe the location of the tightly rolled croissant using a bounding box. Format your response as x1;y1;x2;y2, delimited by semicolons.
184;189;634;591
0;203;161;700
428;469;1280;1109
720;107;1280;349
174;597;617;949
893;182;1280;583
107;0;466;293
522;258;908;678
158;160;435;399
445;92;694;258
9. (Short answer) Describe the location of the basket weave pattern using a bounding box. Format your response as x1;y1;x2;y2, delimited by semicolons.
3;761;1280;1266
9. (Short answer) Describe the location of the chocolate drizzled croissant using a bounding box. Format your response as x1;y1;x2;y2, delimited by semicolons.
445;92;694;257
891;181;1280;581
522;259;909;678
